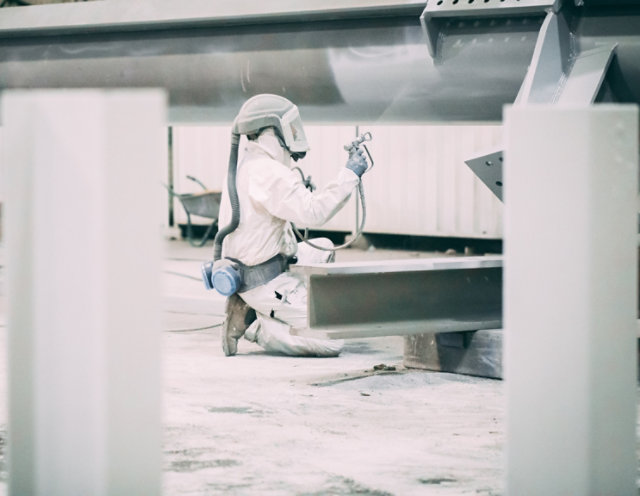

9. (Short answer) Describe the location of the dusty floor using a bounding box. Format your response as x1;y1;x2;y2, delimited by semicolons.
160;240;506;495
0;239;531;494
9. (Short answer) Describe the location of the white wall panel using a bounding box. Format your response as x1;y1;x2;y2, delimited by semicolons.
171;124;503;238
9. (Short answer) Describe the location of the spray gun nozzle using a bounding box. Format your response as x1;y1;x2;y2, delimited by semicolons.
344;132;373;152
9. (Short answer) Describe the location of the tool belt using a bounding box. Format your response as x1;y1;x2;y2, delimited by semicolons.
227;254;295;293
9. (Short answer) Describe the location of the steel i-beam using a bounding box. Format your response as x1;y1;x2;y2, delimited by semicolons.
291;256;502;339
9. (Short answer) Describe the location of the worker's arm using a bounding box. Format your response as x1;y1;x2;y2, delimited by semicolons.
249;162;360;228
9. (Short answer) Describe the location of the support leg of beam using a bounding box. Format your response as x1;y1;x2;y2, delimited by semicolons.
504;104;638;494
3;90;166;496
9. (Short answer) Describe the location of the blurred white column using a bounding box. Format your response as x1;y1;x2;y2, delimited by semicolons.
504;105;638;495
2;90;166;496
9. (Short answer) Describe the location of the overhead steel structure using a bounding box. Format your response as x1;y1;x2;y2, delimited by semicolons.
0;0;639;123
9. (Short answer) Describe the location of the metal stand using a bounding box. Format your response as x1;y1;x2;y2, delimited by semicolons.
404;330;503;379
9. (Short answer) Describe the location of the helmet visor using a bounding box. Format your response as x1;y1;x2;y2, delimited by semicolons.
280;107;309;153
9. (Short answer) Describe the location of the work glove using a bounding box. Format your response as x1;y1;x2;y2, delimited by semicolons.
345;147;368;178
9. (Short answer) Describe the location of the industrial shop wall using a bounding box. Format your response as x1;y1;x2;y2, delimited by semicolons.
169;124;504;240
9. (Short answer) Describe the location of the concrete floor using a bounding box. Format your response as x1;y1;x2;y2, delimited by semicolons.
0;238;512;495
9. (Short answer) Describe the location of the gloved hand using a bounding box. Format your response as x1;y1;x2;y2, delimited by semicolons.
345;147;368;178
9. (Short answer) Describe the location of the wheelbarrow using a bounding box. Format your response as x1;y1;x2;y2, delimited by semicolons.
166;175;222;247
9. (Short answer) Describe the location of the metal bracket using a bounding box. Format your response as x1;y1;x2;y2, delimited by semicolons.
557;44;617;103
421;0;562;58
465;149;504;201
517;11;616;105
464;10;617;201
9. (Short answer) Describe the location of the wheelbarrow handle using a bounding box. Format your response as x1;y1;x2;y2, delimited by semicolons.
186;175;208;190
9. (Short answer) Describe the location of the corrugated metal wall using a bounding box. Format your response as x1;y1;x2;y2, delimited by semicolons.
171;124;503;239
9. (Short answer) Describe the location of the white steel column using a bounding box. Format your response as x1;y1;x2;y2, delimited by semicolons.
2;90;166;496
504;105;638;494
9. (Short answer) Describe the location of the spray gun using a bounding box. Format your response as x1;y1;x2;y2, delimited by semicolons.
344;131;374;172
294;132;374;193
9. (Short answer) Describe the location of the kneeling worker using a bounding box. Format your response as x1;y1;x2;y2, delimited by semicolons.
213;94;369;357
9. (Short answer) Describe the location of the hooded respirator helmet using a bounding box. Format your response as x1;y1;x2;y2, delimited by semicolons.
233;94;309;160
203;94;309;296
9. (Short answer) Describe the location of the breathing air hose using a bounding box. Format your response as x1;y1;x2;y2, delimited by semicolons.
213;133;241;262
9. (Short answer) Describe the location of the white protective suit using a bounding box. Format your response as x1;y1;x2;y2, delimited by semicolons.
217;129;359;356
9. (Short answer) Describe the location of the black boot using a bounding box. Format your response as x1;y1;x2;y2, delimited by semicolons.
221;294;257;356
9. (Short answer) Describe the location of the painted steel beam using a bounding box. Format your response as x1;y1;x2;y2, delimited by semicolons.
504;104;638;494
3;90;165;496
290;256;502;339
0;0;427;35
